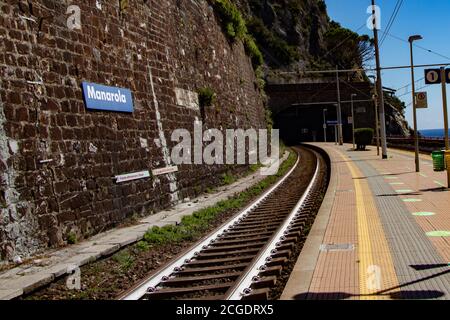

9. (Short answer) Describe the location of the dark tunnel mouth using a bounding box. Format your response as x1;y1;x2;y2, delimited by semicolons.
273;104;373;145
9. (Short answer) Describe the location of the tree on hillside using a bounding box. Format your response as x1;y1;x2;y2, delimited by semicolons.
324;21;374;70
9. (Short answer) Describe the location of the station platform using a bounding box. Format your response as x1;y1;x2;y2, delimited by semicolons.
282;143;450;300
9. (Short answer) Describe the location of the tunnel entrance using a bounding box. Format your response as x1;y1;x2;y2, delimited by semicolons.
267;81;375;145
274;104;342;145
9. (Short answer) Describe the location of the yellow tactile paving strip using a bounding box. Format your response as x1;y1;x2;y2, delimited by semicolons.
308;146;400;299
336;149;400;299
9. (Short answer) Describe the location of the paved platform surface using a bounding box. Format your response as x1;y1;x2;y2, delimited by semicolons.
0;152;290;300
282;143;450;300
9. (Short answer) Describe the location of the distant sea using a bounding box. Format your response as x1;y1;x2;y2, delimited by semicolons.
419;129;450;138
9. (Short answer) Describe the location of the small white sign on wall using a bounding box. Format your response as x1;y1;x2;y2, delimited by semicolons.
152;166;179;176
115;170;150;183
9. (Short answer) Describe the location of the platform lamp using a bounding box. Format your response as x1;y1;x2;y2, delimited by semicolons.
409;34;423;172
323;108;328;142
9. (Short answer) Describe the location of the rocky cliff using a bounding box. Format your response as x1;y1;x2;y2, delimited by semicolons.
236;0;330;72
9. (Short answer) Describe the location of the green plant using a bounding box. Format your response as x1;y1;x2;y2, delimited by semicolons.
355;128;374;150
250;163;262;172
209;0;264;69
209;0;247;40
243;34;264;68
67;232;77;245
136;241;150;251
112;249;135;270
221;172;236;185
197;87;216;108
255;66;266;91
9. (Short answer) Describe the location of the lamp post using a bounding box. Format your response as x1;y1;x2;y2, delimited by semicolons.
368;75;380;155
323;108;328;142
409;34;423;172
336;66;343;145
351;94;357;150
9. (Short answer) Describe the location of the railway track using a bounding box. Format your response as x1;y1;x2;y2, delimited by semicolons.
119;146;328;300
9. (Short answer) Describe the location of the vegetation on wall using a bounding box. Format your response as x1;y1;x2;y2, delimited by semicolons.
210;0;247;39
208;0;263;69
197;87;216;108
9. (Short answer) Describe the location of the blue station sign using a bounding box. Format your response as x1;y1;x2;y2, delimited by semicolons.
81;82;134;113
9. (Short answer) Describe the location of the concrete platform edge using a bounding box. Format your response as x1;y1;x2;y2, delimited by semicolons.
280;144;336;300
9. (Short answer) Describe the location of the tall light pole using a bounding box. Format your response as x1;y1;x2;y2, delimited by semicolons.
369;75;380;155
409;34;423;172
336;67;343;145
323;108;328;142
371;0;388;159
351;94;357;150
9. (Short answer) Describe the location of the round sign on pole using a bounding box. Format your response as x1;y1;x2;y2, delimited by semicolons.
425;69;441;84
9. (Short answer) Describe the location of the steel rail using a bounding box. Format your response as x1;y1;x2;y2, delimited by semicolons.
226;153;320;300
120;152;301;300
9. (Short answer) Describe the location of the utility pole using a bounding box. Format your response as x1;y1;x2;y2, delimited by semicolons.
334;125;338;145
441;67;449;150
351;94;357;150
369;75;380;155
371;0;388;159
336;66;343;145
374;94;380;156
409;35;423;172
440;67;450;188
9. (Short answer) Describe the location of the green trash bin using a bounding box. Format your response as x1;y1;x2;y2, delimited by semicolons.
431;150;445;172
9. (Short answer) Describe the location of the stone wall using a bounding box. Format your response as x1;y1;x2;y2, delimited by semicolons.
0;0;267;261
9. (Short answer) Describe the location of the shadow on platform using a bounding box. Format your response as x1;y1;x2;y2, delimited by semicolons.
352;171;414;180
377;187;449;197
292;290;445;300
292;264;449;300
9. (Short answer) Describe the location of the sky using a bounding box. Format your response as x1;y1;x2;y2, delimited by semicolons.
325;0;450;130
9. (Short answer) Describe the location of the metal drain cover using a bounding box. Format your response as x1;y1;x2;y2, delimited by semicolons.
320;243;355;252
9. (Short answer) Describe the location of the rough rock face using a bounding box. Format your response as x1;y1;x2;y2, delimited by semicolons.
237;0;330;70
385;103;411;137
0;0;266;261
